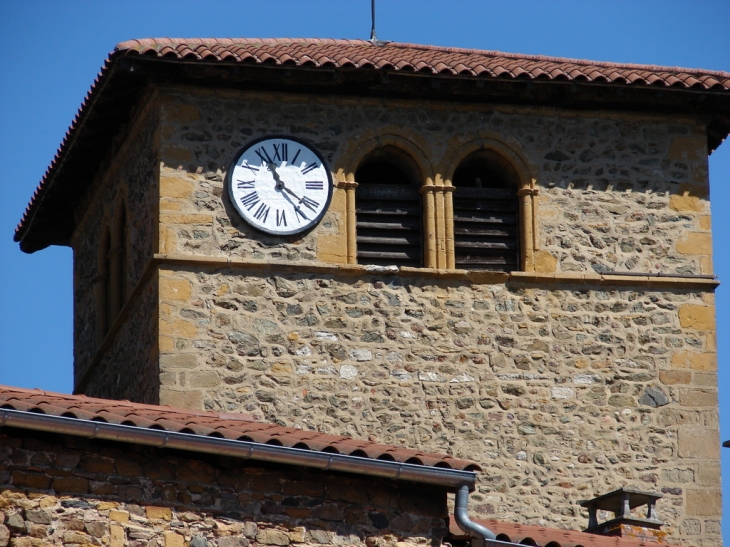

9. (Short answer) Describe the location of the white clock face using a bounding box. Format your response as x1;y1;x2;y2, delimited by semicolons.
228;137;333;236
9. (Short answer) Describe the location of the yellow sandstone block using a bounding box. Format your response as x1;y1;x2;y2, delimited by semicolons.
671;351;716;371
160;318;197;338
164;532;185;547
160;198;184;211
533;250;557;273
678;304;715;331
676;232;712;255
146;506;172;520
160;213;214;225
96;501;120;511
160;227;177;254
159;336;175;352
161;176;194;199
160;277;192;301
110;525;125;547
699;215;711;230
109;510;129;523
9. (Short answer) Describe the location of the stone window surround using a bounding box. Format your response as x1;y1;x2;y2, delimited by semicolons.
335;132;539;271
96;195;129;345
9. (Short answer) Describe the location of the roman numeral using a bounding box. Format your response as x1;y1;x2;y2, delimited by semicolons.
241;161;259;174
236;180;255;189
276;209;287;227
273;143;288;162
253;202;270;223
291;148;301;165
240;191;260;210
300;196;320;212
301;162;319;175
254;146;273;164
305;181;324;190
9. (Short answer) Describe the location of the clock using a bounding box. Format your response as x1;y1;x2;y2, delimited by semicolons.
227;136;333;236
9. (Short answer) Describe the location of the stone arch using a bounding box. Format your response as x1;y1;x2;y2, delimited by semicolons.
442;136;539;271
334;130;440;266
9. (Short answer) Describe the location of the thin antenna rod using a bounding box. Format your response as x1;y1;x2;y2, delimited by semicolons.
369;0;388;46
370;0;377;42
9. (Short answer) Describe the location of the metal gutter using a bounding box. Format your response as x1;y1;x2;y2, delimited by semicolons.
0;408;476;491
454;485;497;542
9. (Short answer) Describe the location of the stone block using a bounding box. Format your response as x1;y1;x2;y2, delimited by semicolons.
698;462;721;487
145;506;172;521
10;472;50;490
161;176;194;199
189;371;220;388
659;370;691;385
256;529;290;546
163;102;200;123
51;477;89;494
686;489;721;516
160;318;197;337
669;136;705;161
160;353;198;370
676;232;712;255
678;428;720;459
679;388;717;408
110;524;125;547
160;213;213;226
533;250;557;273
160;278;192;301
164;532;185;547
108;510;129;523
678;305;715;331
160;388;203;410
671;351;716;371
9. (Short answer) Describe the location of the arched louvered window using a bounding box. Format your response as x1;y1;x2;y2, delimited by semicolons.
355;147;423;268
98;226;112;338
452;150;520;271
111;201;127;316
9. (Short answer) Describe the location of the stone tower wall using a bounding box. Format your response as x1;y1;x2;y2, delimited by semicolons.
71;98;161;396
73;87;720;546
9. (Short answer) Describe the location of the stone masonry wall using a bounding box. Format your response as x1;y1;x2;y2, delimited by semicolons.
157;267;720;546
72;99;160;388
83;274;160;404
0;428;447;547
157;88;711;276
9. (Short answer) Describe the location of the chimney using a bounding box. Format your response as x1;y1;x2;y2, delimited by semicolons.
580;487;667;543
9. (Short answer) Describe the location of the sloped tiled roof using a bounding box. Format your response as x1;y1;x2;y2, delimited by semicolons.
117;38;730;90
14;38;730;251
0;385;479;471
449;517;684;547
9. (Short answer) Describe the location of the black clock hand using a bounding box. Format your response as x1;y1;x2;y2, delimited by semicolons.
277;184;310;221
268;161;317;212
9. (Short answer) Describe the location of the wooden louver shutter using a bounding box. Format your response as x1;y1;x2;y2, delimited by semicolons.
453;186;519;272
356;184;422;268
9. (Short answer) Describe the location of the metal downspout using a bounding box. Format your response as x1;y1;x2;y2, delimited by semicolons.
454;484;497;544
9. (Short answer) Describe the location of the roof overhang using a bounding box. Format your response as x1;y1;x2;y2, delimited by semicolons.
15;38;730;253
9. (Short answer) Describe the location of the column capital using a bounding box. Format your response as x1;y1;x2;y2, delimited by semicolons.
336;181;359;190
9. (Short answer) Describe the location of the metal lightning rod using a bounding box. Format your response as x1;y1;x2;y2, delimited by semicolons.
369;0;389;46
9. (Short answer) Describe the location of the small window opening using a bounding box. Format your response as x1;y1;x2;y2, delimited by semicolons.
355;146;422;268
452;150;520;271
99;226;112;337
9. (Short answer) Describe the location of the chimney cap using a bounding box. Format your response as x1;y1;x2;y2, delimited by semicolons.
580;487;662;513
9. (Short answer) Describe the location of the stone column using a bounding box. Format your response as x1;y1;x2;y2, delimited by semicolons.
420;183;437;269
517;186;539;272
337;180;359;264
444;186;456;269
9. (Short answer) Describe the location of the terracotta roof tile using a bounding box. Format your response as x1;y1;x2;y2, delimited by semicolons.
449;517;687;547
0;385;479;471
14;38;730;249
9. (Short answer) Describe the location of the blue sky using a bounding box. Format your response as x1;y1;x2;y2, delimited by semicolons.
1;0;729;540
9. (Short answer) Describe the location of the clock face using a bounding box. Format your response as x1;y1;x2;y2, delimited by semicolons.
228;136;333;236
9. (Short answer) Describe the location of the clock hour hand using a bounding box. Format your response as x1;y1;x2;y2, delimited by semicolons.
267;161;317;212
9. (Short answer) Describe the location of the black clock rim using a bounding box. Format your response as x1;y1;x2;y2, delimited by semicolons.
226;135;334;237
